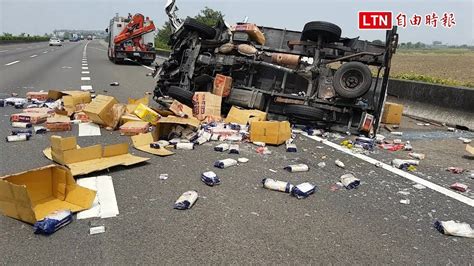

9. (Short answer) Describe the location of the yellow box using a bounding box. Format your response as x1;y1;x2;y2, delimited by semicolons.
134;103;161;125
382;102;404;124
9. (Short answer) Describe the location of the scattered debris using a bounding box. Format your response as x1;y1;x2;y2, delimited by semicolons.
317;162;326;168
6;134;30;142
449;182;468;192
399;199;410;205
175;142;195;150
335;159;345;168
34;210;73;235
391;131;403;136
458;137;472;144
330;182;344;191
159;174;169;180
214;143;229;152
76;175;119;219
229;144;240;154
340;174;360;189
434;220;474;238
284;163;309;172
290;182;316;199
201;171;221;186
413;184;427;190
174;191;198;210
262;178;293;193
446;167;465;174
110;82;120;86
447;127;455;132
409;152;425;160
392;159;419;170
89;226;106;235
214;158;238;169
237;157;249;163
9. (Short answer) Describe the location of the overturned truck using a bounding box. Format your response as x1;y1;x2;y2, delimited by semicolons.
153;0;398;135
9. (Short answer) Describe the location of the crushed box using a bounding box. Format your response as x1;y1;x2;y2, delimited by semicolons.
83;95;118;127
43;135;149;176
192;92;222;121
213;74;232;97
134;103;161;125
225;106;267;125
250;121;291;145
120;121;150;135
26;91;49;101
132;132;174;157
0;164;96;224
169;100;193;118
10;113;48;124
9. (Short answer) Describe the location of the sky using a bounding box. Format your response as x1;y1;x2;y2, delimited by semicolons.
0;0;473;45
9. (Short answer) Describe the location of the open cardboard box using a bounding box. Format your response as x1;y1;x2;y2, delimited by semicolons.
48;90;92;115
225;106;267;125
132;132;174;157
43;135;149;176
0;164;96;224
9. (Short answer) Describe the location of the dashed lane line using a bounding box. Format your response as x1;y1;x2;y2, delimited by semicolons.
30;54;38;58
5;60;20;66
0;50;8;53
81;77;91;81
82;67;88;70
82;71;90;74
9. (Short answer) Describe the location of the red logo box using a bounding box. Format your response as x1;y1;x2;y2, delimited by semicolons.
359;12;393;29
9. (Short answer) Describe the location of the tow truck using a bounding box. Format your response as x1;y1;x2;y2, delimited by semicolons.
106;13;157;65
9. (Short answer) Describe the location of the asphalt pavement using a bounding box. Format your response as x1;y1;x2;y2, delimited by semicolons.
0;40;473;264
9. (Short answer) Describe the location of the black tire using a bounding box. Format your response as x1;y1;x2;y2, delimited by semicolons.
333;62;372;98
301;21;341;43
167;86;194;107
284;105;326;121
183;17;216;39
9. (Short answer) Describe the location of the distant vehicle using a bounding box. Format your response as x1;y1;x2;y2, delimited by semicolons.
87;35;93;40
70;34;80;42
49;37;62;46
106;13;156;65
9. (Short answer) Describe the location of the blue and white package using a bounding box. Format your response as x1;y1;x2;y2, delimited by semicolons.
229;144;240;154
214;158;237;169
33;210;73;235
201;171;221;186
214;143;229;152
290;182;316;199
174;191;198;210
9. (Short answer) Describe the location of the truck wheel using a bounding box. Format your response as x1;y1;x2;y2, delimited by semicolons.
168;86;194;107
333;62;372;98
183;17;216;39
284;105;326;121
301;21;341;43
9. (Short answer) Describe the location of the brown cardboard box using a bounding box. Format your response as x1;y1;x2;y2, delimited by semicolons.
381;102;404;125
131;132;174;157
225;106;267;125
43;135;149;176
74;112;90;122
213;74;232;97
48;90;92;115
134;103;161;125
151;115;200;140
46;115;72;131
231;23;266;45
23;107;55;114
119;121;150;135
0;164;96;224
83;95;119;127
169;100;193;118
127;95;150;114
26;91;49;101
192;92;222;121
10;113;48;124
250;121;291;145
120;114;142;125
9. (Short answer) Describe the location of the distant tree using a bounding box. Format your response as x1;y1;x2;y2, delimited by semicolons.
373;39;384;45
406;42;413;49
432;41;442;46
155;7;224;50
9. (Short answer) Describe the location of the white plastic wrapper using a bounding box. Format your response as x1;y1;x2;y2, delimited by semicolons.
214;158;238;168
214;143;229;152
434;220;474;238
284;164;309;172
340;173;360;189
229;144;240;154
291;182;316;199
262;178;293;193
175;142;195;150
174;191;198;210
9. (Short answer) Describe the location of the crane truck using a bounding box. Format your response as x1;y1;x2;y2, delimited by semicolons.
106;13;156;65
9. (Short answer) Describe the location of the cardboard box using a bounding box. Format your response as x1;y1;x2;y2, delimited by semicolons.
134;103;161;125
48;90;92;115
26;91;49;101
127;95;149;114
213;74;232;97
120;121;150;135
23;107;55;114
131;132;174;157
151;115;200;140
46;115;72;131
231;23;266;45
0;164;96;224
192;92;222;121
10;113;48;124
43;135;149;176
381;102;404;125
225;106;267;125
169;100;193;118
120;114;142;125
250;121;291;145
83;95;119;127
74;111;90;122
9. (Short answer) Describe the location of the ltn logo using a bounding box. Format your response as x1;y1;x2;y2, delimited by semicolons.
359;12;393;29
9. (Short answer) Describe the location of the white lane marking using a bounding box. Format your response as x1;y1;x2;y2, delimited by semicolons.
81;71;90;74
43;51;48;54
123;58;155;71
0;50;8;53
82;67;89;70
303;134;474;207
82;64;88;66
30;54;38;58
81;77;91;81
16;47;22;50
5;60;20;66
81;85;93;91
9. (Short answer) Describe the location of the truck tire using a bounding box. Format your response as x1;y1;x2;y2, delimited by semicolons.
284;105;326;121
167;86;194;107
333;62;372;98
183;17;216;39
301;21;341;43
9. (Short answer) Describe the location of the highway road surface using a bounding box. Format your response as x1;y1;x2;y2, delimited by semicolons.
0;40;473;264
